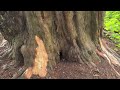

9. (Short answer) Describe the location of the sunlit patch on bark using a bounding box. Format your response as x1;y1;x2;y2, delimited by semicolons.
24;35;48;79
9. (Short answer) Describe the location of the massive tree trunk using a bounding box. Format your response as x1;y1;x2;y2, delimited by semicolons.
1;11;119;79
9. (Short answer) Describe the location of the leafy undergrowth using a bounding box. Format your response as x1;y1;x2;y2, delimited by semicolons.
104;11;120;49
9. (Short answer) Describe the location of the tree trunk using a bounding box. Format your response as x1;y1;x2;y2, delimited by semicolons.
0;11;106;78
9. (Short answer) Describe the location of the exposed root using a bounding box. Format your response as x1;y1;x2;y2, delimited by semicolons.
99;37;120;77
0;38;13;60
0;47;12;59
11;67;27;79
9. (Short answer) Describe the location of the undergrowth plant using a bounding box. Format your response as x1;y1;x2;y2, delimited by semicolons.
104;11;120;49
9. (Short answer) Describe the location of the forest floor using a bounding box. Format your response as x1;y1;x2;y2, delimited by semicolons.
0;38;120;79
48;38;120;79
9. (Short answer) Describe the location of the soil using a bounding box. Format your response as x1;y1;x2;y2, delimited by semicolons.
0;37;120;79
49;61;119;79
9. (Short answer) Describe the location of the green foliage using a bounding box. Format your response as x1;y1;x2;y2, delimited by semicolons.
104;11;120;48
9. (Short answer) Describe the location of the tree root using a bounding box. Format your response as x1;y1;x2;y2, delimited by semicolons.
0;38;13;60
11;67;27;79
99;37;120;77
0;47;12;59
